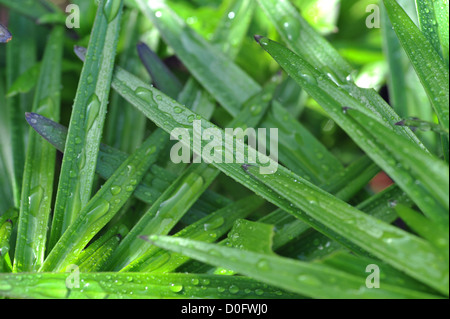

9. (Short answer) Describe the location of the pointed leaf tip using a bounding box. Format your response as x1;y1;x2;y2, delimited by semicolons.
139;235;150;242
74;45;87;61
254;35;263;43
136;41;147;50
342;106;352;114
241;164;256;172
0;23;12;43
25;112;40;126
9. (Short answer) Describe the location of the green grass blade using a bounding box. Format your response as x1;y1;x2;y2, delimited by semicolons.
226;219;275;255
319;252;441;295
13;26;64;273
256;37;447;224
415;0;445;60
105;9;148;154
396;117;449;136
48;0;124;248
78;234;122;273
273;76;305;118
74;224;127;272
147;236;443;299
380;3;409;118
185;178;394;274
136;0;260;116
182;184;404;273
40;129;166;272
210;0;256;58
325;156;379;200
432;0;449;66
0;220;13;273
6;62;41;98
394;204;449;252
0;71;15;213
177;78;216;120
210;219;275;275
276;185;408;261
228;74;280;128
381;3;438;151
5;13;37;208
383;0;449;130
122;195;264;272
256;0;353;78
0;272;297;299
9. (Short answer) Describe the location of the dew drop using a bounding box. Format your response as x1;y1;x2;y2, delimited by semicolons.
28;186;44;214
69;170;77;178
135;87;154;103
0;283;12;291
203;216;225;231
306;196;317;205
256;259;270;271
229;285;239;294
295;65;315;83
250;104;262;116
86;199;110;220
187;115;195;123
110;186;122;195
191;278;199;285
255;289;264;296
297;274;321;286
103;0;122;22
86;94;101;131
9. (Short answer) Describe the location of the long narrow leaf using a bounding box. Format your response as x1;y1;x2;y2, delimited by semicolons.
147;236;443;299
0;272;297;299
5;13;37;207
48;0;124;248
13;26;64;272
